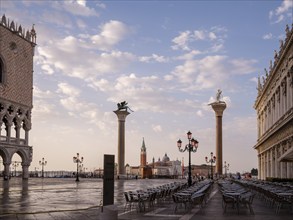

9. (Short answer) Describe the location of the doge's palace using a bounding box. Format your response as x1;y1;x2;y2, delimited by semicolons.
254;24;293;180
0;15;36;179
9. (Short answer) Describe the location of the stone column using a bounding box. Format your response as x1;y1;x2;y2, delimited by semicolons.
210;101;226;176
113;110;130;176
22;163;30;179
3;162;11;180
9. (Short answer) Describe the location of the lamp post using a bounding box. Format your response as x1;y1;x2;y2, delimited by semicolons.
205;152;216;180
39;157;47;178
224;161;230;177
12;161;19;177
177;131;199;187
73;153;83;182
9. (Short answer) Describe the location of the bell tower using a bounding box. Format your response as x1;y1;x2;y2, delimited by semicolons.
140;137;147;167
0;15;36;179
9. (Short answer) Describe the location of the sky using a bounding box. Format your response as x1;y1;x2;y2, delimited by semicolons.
0;0;292;174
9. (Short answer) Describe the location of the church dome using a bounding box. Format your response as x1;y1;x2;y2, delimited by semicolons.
162;153;170;162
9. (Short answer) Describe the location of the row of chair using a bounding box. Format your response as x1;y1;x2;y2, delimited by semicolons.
219;180;255;215
172;179;213;213
124;181;185;212
235;179;293;214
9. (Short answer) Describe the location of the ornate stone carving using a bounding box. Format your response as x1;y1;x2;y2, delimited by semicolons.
281;77;287;96
276;87;280;102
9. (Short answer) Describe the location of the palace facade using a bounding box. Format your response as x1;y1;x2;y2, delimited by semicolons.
254;24;293;180
0;15;36;179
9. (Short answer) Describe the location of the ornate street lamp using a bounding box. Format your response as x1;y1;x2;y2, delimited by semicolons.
73;153;83;182
205;152;216;180
177;131;199;186
39;157;47;178
224;161;230;177
12;161;19;177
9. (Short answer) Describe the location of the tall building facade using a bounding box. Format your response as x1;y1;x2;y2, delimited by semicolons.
254;24;293;180
0;15;36;179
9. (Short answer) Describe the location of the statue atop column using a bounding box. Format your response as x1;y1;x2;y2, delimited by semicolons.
216;89;223;102
117;101;134;112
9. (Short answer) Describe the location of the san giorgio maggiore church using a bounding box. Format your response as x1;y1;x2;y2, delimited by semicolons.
254;24;293;180
126;138;212;179
126;138;183;179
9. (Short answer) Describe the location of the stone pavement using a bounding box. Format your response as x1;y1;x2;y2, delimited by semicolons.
0;178;292;220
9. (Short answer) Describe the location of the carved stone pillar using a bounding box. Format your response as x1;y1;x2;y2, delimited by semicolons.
3;162;11;180
22;163;30;179
113;110;130;176
210;101;226;175
15;124;21;144
6;121;12;143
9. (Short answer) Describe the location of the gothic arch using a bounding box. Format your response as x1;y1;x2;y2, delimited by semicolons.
0;146;9;162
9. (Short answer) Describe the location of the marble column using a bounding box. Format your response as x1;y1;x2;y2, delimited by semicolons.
113;110;130;176
210;101;226;175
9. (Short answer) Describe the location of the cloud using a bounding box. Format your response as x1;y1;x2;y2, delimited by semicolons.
269;0;293;23
91;20;129;51
53;0;100;17
37;34;135;80
152;124;162;133
33;86;53;99
57;82;81;97
139;54;169;63
229;59;258;75
263;33;273;40
171;31;191;51
32;99;56;119
41;64;54;75
171;26;227;52
171;55;257;90
196;110;203;117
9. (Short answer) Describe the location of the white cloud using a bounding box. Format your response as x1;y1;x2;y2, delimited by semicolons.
89;78;110;92
193;30;205;40
33;86;53;99
37;34;136;80
229;59;258;75
171;31;191;51
152;124;162;133
54;0;100;17
32;99;56;119
196;110;203;117
139;54;169;63
91;20;129;51
76;0;86;7
171;55;257;90
269;0;293;23
176;50;202;60
41;64;54;75
263;33;273;40
60;96;83;111
58;83;80;97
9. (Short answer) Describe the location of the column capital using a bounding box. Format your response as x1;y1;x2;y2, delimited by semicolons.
209;101;227;117
113;110;130;121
